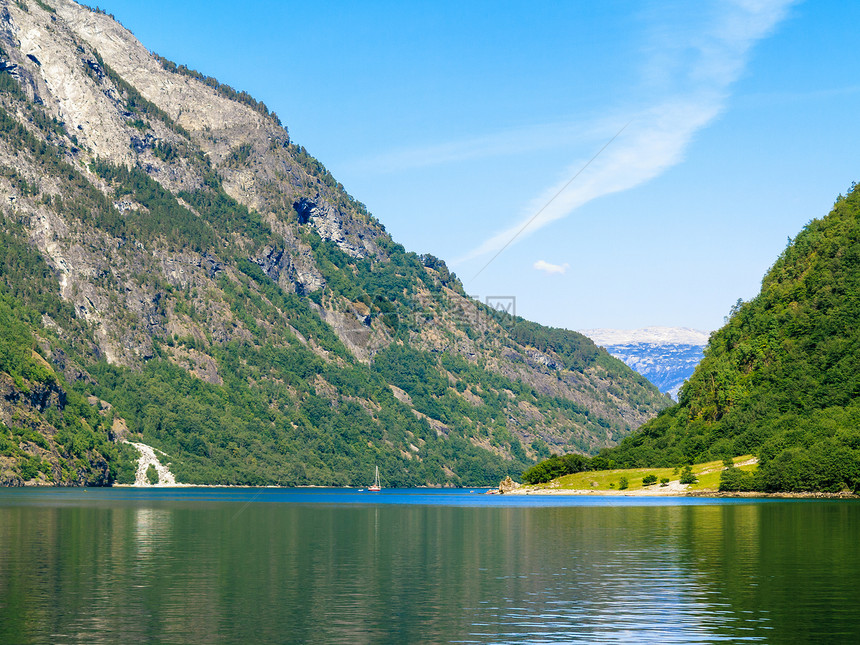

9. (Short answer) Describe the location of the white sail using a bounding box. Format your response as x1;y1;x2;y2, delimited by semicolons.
369;466;381;491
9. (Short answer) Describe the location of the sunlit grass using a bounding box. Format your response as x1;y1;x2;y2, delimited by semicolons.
529;455;758;492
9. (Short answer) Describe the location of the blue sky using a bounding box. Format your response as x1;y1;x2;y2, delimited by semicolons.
93;0;860;332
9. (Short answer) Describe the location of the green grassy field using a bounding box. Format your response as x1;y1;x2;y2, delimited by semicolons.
528;456;758;492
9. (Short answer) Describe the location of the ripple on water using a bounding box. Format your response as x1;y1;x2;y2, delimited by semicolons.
1;490;858;644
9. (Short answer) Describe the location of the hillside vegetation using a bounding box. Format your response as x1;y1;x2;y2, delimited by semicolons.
602;185;860;492
521;456;758;493
0;0;669;486
0;283;137;485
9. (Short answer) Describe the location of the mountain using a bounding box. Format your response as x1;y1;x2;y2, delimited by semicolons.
0;0;670;486
579;328;710;399
605;185;860;492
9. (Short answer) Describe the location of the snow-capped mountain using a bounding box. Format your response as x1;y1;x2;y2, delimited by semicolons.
579;327;711;399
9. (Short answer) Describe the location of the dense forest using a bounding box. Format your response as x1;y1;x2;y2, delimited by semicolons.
526;185;860;493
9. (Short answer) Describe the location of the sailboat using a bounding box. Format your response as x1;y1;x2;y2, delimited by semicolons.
368;466;381;492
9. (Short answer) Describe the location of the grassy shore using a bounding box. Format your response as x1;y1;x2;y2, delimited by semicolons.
505;456;759;496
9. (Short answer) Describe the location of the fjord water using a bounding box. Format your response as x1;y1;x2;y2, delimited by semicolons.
1;489;858;644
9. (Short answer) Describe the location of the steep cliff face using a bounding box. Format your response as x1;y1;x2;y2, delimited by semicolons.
0;0;670;486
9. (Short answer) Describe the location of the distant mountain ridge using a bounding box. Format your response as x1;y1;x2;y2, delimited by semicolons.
580;327;709;398
579;327;710;347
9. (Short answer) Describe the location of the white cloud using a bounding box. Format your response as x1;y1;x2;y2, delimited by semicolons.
343;119;591;174
533;260;569;275
457;0;797;266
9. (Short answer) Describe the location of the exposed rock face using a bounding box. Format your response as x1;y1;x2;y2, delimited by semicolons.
293;198;369;259
253;241;324;295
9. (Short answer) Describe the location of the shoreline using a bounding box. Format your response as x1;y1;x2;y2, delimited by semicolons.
500;486;859;499
110;483;480;490
6;484;858;499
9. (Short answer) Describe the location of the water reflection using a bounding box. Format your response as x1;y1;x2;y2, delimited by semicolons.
445;506;762;644
133;507;172;562
0;492;859;643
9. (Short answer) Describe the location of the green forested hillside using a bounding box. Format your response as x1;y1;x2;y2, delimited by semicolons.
605;185;860;492
0;285;137;485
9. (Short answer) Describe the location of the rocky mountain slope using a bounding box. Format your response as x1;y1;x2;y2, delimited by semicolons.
580;327;709;398
0;0;670;486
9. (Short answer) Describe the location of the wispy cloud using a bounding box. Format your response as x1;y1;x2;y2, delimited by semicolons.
533;260;569;275
344;120;591;174
457;0;797;266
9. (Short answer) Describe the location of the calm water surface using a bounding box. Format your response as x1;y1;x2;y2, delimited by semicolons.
1;488;858;644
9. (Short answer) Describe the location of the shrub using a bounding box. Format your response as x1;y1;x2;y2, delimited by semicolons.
679;465;698;485
719;466;759;492
18;456;41;480
146;464;159;485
